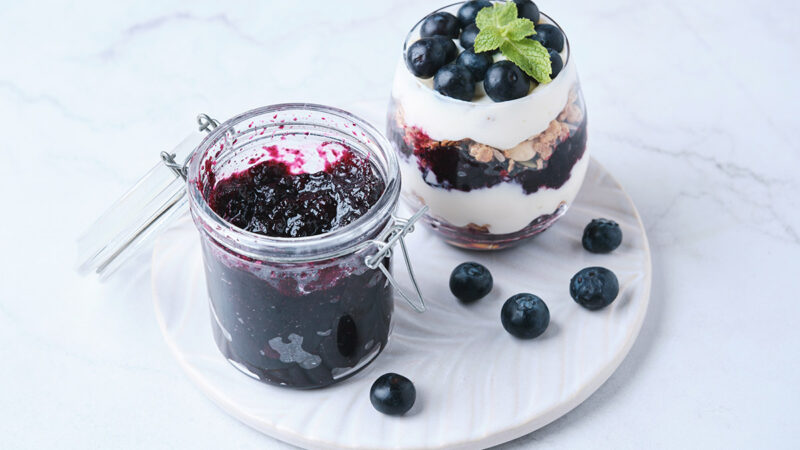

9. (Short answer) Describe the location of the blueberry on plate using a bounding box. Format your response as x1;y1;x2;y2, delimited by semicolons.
456;49;493;81
501;293;550;339
449;261;493;303
370;373;416;416
531;23;564;52
513;0;540;23
484;60;530;102
549;48;563;79
570;267;619;311
459;23;479;50
421;11;460;39
582;218;622;253
432;35;458;63
405;37;448;78
457;0;493;27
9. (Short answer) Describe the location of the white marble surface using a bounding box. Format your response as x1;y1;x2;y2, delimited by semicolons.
0;0;797;448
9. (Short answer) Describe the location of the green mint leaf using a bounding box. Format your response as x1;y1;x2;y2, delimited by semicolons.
473;2;553;84
474;26;504;53
504;18;536;41
500;38;552;84
475;1;517;29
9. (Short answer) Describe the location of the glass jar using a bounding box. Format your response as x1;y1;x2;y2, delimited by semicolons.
387;2;589;250
79;104;426;390
187;104;409;389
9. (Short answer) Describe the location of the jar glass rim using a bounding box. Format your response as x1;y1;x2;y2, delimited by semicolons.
186;103;401;262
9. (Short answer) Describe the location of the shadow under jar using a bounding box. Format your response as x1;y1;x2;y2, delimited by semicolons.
186;105;402;389
387;3;588;250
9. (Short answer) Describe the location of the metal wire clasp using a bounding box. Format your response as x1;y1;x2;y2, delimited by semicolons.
365;206;429;313
160;113;220;180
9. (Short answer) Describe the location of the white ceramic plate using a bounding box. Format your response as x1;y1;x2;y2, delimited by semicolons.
152;159;651;450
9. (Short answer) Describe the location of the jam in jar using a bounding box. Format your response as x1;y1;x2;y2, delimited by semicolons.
186;105;405;389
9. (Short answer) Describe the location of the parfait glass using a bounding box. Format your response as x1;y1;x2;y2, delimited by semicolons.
387;2;588;250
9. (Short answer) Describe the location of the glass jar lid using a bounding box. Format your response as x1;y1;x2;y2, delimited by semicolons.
77;114;220;279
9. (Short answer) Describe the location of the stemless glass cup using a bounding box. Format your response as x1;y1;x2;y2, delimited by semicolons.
186;104;403;389
387;2;589;250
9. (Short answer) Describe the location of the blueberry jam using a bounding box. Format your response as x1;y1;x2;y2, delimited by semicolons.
207;145;384;238
200;142;393;389
203;243;393;389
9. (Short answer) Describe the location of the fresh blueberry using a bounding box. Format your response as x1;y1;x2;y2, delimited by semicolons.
459;23;479;49
570;267;619;311
434;64;475;101
582;218;622;253
421;12;460;39
513;0;540;23
449;262;493;303
530;23;564;52
432;35;458;64
484;60;530;102
501;293;550;339
456;49;493;81
457;0;493;27
405;37;448;78
549;48;563;79
370;373;416;416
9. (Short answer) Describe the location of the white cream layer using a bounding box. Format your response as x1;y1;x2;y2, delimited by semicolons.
392;16;577;151
400;154;589;234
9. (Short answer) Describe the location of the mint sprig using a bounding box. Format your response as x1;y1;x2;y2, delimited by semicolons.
500;39;553;84
474;2;553;84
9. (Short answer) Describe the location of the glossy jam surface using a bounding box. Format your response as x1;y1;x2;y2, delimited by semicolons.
207;144;385;238
199;141;393;389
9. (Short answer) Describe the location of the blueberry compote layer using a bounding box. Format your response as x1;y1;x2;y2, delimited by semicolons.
387;102;586;195
201;144;392;389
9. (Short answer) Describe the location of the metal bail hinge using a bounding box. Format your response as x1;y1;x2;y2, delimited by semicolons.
159;113;220;181
160;152;187;180
197;113;220;133
365;206;429;313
